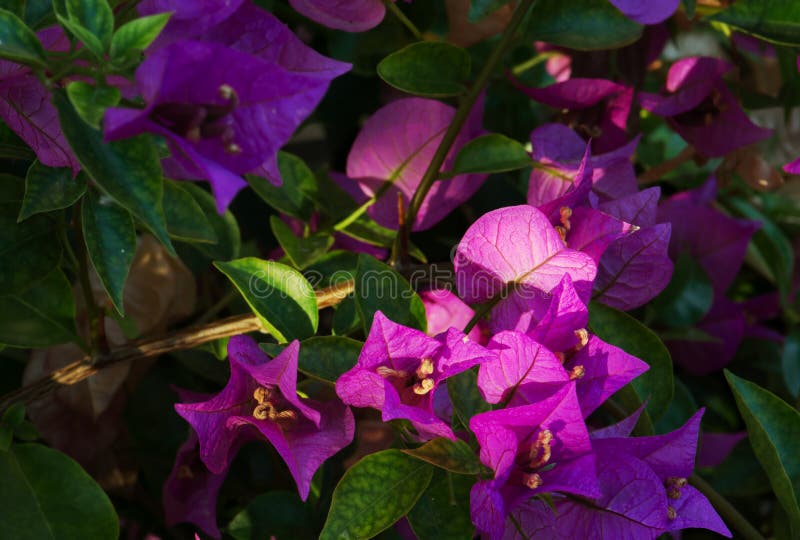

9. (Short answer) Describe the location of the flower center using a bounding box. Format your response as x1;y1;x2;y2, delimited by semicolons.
251;386;297;424
151;84;242;154
520;429;554;490
664;477;688;520
376;358;436;396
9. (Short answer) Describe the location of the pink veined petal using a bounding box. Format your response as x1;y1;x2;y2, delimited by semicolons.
421;289;483;343
567;207;635;263
596;187;660;227
455;205;597;304
666;485;732;537
289;0;386;32
471;480;509;540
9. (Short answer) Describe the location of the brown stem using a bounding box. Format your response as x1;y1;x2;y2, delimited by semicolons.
637;146;696;184
0;280;354;414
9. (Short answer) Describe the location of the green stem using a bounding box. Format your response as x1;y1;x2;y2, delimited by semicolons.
511;51;558;76
384;0;423;40
392;0;537;266
689;473;766;540
332;180;394;232
463;281;517;335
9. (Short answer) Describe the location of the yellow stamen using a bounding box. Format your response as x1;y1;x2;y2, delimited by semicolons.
225;142;242;154
529;429;554;468
574;328;589;349
555;225;568;244
523;472;543;489
667;506;677;520
253;402;274;420
253;387;271;404
416;358;434;379
559;207;573;230
413;378;435;395
569;365;586;380
668;487;682;500
219;84;235;100
376;366;409;378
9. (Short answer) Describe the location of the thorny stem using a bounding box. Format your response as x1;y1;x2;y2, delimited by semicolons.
689;473;766;540
391;0;538;267
384;0;423;40
0;280;355;414
638;145;697;184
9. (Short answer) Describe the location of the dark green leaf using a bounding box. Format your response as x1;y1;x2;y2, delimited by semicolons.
56;14;103;57
725;370;800;534
611;385;655;436
270;215;334;270
109;12;170;60
162;181;218;244
333;296;361;337
707;0;800;46
654;378;698;434
407;471;475;540
65;81;120;128
378;42;471;98
0;443;118;539
355;253;427;333
19;161;86;221
526;0;643;50
320;449;434;540
226;490;313;540
2;403;25;427
782;329;800;399
402;438;481;475
650;252;713;328
82;189;136;315
0;175;61;295
181;183;240;260
341;216;427;263
54;91;175;254
468;0;513;22
0;425;11;451
449;134;532;176
0;8;46;66
215;258;318;342
65;0;112;48
247;152;315;220
304;250;359;289
0;269;77;348
589;302;674;420
296;336;361;383
447;369;489;428
682;0;696;19
727;196;794;301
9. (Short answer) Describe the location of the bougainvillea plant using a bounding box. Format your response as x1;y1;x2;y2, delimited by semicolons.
1;1;799;539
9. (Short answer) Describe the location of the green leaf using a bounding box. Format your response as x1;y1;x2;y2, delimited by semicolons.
407;471;475;540
82;189;136;315
304;250;359;289
0;175;62;295
162;181;218;244
320;449;434;540
0;443;118;539
612;385;655;436
0;425;11;452
109;12;170;60
355;253;427;333
296;336;361;383
247;152;315;220
682;0;696;19
468;0;513;22
341;217;427;263
377;42;471;98
449;134;532;176
181;183;240;260
707;0;800;46
270;216;334;270
65;0;112;49
447;369;489;428
65;81;120;129
0;8;46;66
589;302;674;421
402;438;481;475
650;252;713;328
525;0;643;50
2;403;25;427
333;296;361;337
0;269;77;348
654;378;698;434
725;370;800;535
19;162;87;221
54;91;175;255
727;196;794;301
782;329;800;399
215;258;318;342
226;490;313;540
